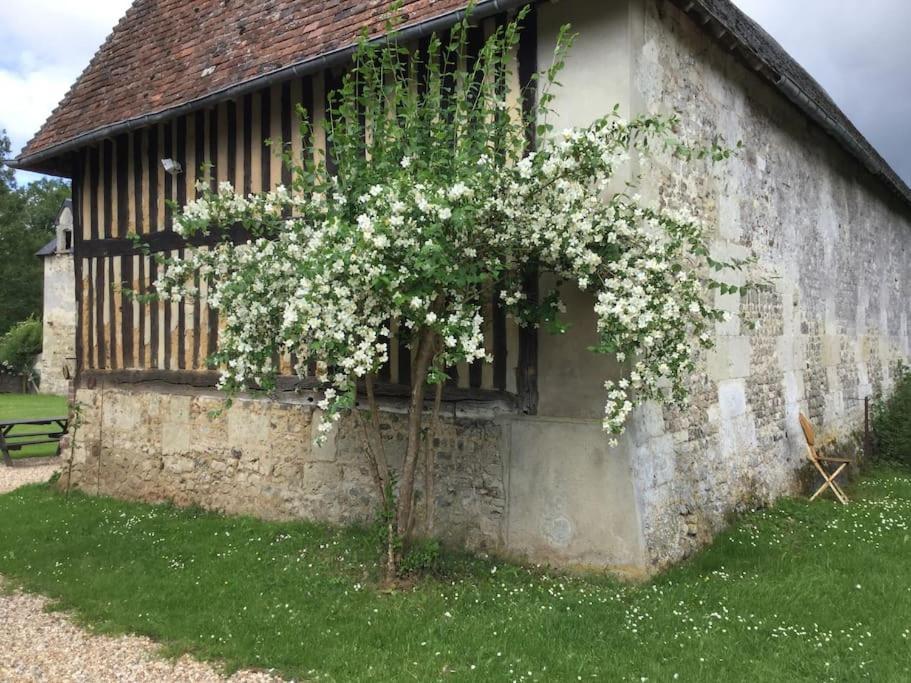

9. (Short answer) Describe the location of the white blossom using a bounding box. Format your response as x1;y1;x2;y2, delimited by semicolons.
155;47;749;445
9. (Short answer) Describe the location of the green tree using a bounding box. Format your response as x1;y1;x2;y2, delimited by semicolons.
873;363;911;465
19;178;72;233
0;130;71;334
0;132;15;194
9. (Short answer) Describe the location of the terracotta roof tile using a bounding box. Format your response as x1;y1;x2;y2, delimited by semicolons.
16;0;911;207
19;0;470;161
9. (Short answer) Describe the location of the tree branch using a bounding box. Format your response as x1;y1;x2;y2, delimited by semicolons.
352;399;385;503
395;325;437;541
365;372;390;491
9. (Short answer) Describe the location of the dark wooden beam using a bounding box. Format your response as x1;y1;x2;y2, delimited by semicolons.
149;256;159;368
177;247;186;369
194;109;206;198
78;369;518;407
260;87;271;189
74;224;253;258
209;106;219;191
517;3;539;414
122;254;134;368
243;94;253;195
103;138;113;238
147;126;159;232
163;121;173;231
281;80;292;189
115;133;129;237
89;145;100;241
176;116;187;207
226;100;237;186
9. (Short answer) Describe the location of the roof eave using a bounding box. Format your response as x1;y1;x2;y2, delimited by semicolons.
671;0;911;208
4;155;72;178
17;0;911;212
35;238;58;258
13;0;527;177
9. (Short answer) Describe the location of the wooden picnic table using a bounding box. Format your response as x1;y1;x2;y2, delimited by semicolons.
0;416;69;466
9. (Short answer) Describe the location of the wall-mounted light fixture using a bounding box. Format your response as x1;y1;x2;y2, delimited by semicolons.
161;158;183;175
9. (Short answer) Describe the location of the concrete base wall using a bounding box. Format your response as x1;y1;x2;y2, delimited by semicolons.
506;417;646;573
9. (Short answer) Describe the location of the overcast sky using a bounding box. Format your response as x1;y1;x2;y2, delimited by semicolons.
1;0;909;185
734;0;911;184
0;0;132;184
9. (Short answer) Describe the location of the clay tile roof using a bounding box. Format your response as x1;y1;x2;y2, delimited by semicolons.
16;0;479;166
12;0;911;207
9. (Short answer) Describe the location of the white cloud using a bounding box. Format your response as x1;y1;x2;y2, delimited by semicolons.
0;65;78;151
0;0;134;66
0;0;131;181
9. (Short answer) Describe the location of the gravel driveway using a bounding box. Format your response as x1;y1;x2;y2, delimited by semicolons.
0;459;282;682
0;457;60;493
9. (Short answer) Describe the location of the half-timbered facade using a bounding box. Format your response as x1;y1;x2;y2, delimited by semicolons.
68;27;531;402
12;0;911;573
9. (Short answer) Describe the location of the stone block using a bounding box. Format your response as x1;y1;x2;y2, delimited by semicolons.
161;394;191;454
706;336;752;381
163;455;195;475
308;409;339;462
227;398;272;456
717;380;748;419
822;335;842;367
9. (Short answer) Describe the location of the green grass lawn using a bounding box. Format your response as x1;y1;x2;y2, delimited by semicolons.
1;467;910;681
0;393;68;459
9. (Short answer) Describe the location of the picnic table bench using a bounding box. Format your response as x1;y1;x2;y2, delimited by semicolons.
0;416;69;466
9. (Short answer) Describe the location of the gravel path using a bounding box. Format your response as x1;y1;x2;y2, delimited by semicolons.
0;457;60;492
0;459;283;682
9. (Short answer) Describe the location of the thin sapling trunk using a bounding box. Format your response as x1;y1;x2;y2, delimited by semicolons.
395;327;437;544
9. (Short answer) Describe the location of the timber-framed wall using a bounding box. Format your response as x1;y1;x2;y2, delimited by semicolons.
69;9;540;410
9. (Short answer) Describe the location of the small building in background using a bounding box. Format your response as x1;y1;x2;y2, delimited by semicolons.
35;199;75;396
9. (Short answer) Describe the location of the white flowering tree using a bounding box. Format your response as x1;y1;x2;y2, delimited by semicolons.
154;7;754;578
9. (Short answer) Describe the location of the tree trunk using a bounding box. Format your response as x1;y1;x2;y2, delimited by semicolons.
351;383;397;582
394;327;436;548
364;374;398;583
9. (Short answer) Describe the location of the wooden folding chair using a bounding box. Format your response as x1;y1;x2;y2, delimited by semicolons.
798;413;850;504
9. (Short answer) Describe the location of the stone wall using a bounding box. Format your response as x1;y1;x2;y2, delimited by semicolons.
37;253;76;396
37;204;76;397
67;385;507;553
622;0;911;568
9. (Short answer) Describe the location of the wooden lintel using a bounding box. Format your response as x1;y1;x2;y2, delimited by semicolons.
76;224;253;259
78;369;518;407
